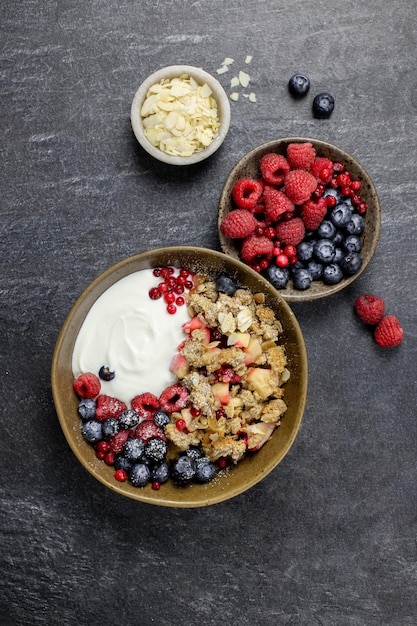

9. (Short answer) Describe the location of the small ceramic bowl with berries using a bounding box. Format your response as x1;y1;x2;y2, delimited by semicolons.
130;65;231;165
218;137;381;301
52;246;308;508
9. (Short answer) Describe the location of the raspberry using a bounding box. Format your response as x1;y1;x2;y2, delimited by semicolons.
159;383;189;413
300;198;327;231
374;315;403;348
73;372;101;399
131;392;160;420
275;218;306;246
134;419;167;443
311;157;335;182
220;209;258;238
284;169;317;204
108;429;130;453
286;142;316;170
263;187;294;222
231;177;263;209
95;394;128;422
240;235;274;264
259;153;290;185
354;294;385;325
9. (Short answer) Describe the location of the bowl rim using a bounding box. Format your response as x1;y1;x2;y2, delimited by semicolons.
218;136;381;302
130;65;231;166
51;246;308;507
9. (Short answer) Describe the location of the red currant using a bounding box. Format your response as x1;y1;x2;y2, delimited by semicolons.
114;469;127;482
350;180;361;191
152;481;161;491
217;457;228;469
104;451;116;466
176;418;186;431
164;292;175;304
149;287;162;300
175;296;185;306
276;253;289;268
167;303;177;314
283;244;297;257
152;268;161;277
325;195;337;207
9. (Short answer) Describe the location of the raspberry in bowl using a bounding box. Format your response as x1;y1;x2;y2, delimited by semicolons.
51;246;307;507
218;137;381;302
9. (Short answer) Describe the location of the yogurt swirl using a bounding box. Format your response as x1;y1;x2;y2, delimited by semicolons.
72;269;190;405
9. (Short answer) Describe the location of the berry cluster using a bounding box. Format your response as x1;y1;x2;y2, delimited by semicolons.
74;372;221;489
220;142;369;291
148;266;194;314
354;294;403;348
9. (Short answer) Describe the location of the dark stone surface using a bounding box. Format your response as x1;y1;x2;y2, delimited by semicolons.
1;1;416;624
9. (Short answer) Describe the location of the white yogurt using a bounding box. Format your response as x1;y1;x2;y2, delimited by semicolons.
71;269;191;406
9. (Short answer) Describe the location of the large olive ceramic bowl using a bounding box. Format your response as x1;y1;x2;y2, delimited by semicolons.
218;137;381;302
51;247;307;507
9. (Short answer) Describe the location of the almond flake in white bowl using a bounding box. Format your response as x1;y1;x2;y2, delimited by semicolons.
131;65;231;165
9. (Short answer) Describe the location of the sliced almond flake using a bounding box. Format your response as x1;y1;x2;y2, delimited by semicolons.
216;65;229;74
245;55;253;64
221;57;235;65
230;76;240;88
238;70;250;88
229;92;239;101
248;92;257;102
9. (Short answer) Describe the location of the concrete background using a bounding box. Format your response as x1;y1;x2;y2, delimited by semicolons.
1;1;416;624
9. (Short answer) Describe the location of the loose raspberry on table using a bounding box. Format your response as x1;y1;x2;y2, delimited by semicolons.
284;169;318;204
95;394;128;421
240;235;274;264
354;294;385;325
259;153;291;185
374;315;403;348
286;142;316;170
220;209;258;239
231;177;263;209
263;187;295;222
73;372;101;399
311;157;335;182
275;217;306;246
300;198;327;231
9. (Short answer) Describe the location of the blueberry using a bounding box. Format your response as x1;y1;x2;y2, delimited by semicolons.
312;92;335;118
195;457;217;483
123;437;145;462
296;241;315;262
330;201;353;227
343;234;362;253
345;213;365;236
150;462;170;484
288;73;310;98
307;261;324;280
323;264;344;285
129;463;150;488
144;437;168;464
323;188;342;204
98;365;115;381
317;220;336;239
333;247;344;265
114;454;133;472
340;252;363;275
264;264;290;289
77;398;96;421
171;455;196;486
216;273;237;296
118;409;140;430
292;268;313;290
153;410;170;428
313;239;335;264
185;446;203;461
102;417;120;438
82;420;103;444
332;230;345;247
